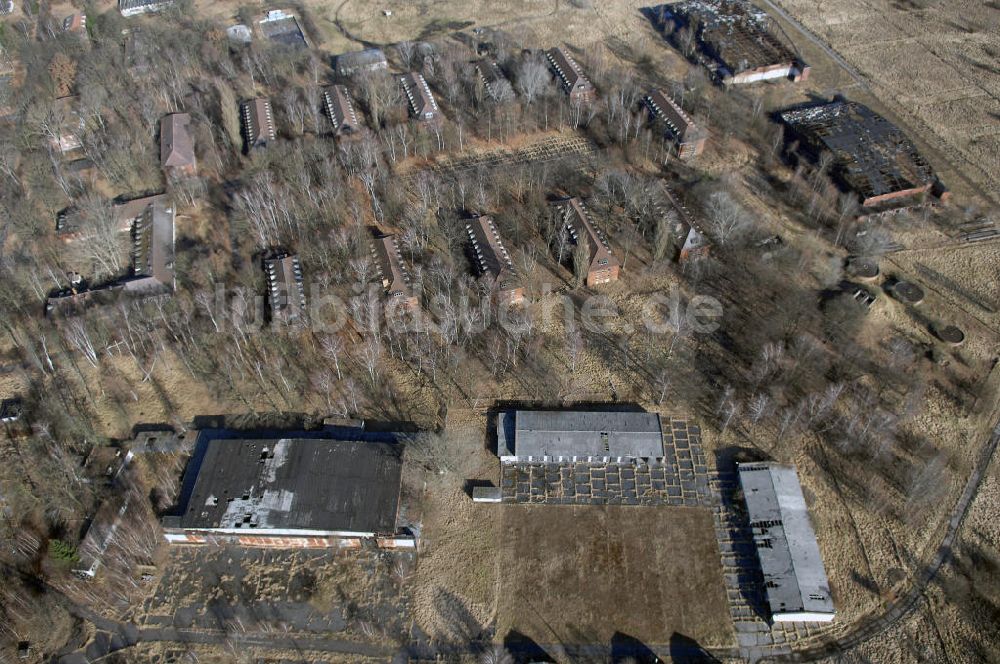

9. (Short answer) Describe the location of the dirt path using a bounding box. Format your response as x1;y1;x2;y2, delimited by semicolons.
759;417;1000;662
39;407;997;663
758;0;868;89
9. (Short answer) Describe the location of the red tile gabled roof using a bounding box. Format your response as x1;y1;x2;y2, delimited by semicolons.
400;73;440;121
545;47;595;98
160;113;195;170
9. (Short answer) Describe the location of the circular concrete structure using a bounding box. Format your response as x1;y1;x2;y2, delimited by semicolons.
934;324;965;346
893;281;925;305
847;257;880;281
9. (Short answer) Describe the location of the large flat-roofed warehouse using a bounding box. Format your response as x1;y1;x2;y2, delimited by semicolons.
164;438;406;547
498;410;664;463
737;462;835;622
780;100;944;207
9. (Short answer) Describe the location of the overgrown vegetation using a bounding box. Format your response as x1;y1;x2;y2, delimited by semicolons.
0;1;996;661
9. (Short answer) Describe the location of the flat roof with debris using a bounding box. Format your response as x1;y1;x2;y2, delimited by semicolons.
179;438;403;536
659;1;802;81
737;462;835;622
258;11;307;50
334;48;388;75
499;410;664;460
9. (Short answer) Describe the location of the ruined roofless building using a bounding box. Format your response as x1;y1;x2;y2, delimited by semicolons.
264;254;307;323
371;235;419;310
160;113;196;176
241;97;275;151
321;85;362;137
545;47;596;103
551;197;619;286
465;215;524;305
644;89;707;160
664;1;809;85
780;100;945;207
400;72;441;122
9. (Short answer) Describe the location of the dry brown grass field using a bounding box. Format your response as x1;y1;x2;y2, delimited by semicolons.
770;0;1000;206
496;504;733;649
3;0;997;661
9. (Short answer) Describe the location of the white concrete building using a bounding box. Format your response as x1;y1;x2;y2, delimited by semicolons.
498;410;665;464
738;462;835;622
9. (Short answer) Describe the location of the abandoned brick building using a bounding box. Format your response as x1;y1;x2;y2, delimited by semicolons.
371;234;419;310
321;84;362;137
400;72;441;123
163;435;411;548
660;1;809;85
780;99;946;207
475;59;513;100
126;195;176;294
240;97;276;151
465;214;524;305
644;89;707;160
658;183;710;261
47;195;176;314
551;197;620;286
545;47;596;103
264;253;307;324
62;12;86;35
160;112;196;177
333;48;388;77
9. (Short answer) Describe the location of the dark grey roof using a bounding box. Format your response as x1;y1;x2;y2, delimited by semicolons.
0;398;22;422
180;438;403;535
334;48;388;74
126;196;175;292
265;254;306;322
500;410;664;458
738;462;835;619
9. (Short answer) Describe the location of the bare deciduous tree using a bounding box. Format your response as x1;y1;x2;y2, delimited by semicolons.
703;190;752;247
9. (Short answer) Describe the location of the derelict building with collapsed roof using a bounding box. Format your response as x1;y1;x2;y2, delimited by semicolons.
780;100;947;207
656;0;809;85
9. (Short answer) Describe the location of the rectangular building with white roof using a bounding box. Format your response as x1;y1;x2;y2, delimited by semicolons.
498;410;665;463
738;462;835;622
